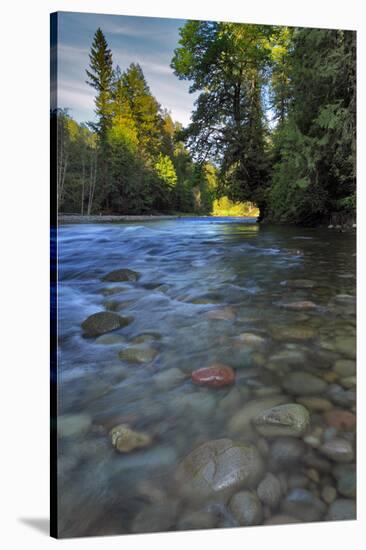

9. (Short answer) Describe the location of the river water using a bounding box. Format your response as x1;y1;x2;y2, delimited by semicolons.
56;217;356;537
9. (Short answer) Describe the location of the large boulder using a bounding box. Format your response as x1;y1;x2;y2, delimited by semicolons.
81;311;132;337
102;268;140;282
174;439;264;504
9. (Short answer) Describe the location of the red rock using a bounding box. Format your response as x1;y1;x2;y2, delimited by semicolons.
324;409;356;430
191;363;235;387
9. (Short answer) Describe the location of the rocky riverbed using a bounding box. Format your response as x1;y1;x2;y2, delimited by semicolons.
56;217;356;537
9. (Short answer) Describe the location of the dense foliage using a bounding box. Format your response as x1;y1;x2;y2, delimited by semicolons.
172;23;356;225
57;24;355;225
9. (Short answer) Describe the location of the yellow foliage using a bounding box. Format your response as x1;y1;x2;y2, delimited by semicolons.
212;196;259;217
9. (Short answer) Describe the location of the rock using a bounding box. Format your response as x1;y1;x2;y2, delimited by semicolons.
253;385;282;397
271;326;316;342
102;268;140;282
270;437;306;468
175;439;264;504
282;371;327;395
219;387;243;413
95;333;127;345
109;424;152;453
269;349;307;365
257;473;282;509
252;403;310;437
131;502;178;533
333;359;356;377
281;279;316;289
323;371;339;383
303;427;324;449
321;485;337;504
205;306;236;321
57;413;91;439
177;510;218;530
281;489;327;522
229;491;263;526
173;392;216;416
340;376;356;389
264;515;299;525
280;301;318;311
154;368;185;390
306;468;320;483
324;409;356;430
296;396;333;412
319;439;354;463
81;311;132;337
237;333;267;347
287;473;309;489
333;464;356;498
327;384;356;407
228;395;288;434
334;337;356;359
118;347;158;363
326;499;356;521
100;286;126;296
191;363;235;387
131;332;161;344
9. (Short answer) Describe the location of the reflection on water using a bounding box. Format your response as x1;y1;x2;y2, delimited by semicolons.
56;217;356;537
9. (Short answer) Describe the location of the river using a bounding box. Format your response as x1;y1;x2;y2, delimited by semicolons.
56;217;356;537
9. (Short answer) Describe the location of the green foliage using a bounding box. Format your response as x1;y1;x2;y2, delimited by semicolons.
154;153;177;187
212;196;259;217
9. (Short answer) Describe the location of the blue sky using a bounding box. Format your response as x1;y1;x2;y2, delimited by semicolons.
56;12;198;128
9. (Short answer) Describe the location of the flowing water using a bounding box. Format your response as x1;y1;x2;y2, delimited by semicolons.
56;217;356;537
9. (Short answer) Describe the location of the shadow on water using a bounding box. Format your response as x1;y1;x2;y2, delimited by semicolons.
18;518;49;536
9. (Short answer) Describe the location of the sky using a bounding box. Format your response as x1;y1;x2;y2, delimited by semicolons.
56;12;198;127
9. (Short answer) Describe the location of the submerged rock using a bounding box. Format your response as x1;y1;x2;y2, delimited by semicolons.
280;301;318;311
102;268;140;282
281;279;316;289
131;501;178;533
324;409;356;430
296;396;333;412
154;368;185;390
118;346;158;363
229;491;263;526
333;359;356;377
333;464;356;498
177;510;218;530
228;395;288;434
95;333;127;345
319;438;354;463
81;311;132;337
257;473;282;509
109;424;152;453
281;489;327;522
252;403;310;437
205;306;236;321
326;499;356;521
174;439;264;504
282;371;327;395
271;326;316;342
191;363;235;387
269;437;306;468
57;413;91;439
237;333;267;347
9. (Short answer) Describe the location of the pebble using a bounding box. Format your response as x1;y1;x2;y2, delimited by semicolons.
333;464;356;498
257;473;282;509
228;395;288;434
281;488;327;522
326;499;356;521
297;396;332;412
321;485;337;504
177;510;218;530
109;424;152;453
237;333;267;347
191;363;235;387
271;326;316;342
287;473;309;490
154;368;185;390
118;346;158;363
205;306;236;321
252;403;310;437
280;301;318;311
319;438;354;463
95;333;127;345
270;437;306;468
229;491;263;526
333;359;356;377
282;371;328;395
334;336;356;359
324;409;356;430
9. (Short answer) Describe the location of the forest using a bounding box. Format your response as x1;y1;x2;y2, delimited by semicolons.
55;22;356;225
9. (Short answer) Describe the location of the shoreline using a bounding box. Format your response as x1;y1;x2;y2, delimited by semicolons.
58;214;259;224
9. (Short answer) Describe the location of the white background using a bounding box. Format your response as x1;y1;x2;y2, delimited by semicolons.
0;0;364;548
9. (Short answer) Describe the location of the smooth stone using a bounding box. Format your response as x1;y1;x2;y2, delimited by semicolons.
271;326;316;342
229;491;263;526
173;392;216;416
177;510;218;530
131;502;178;533
282;371;327;395
281;279;316;289
333;464;356;498
252;403;310;437
205;306;236;321
269;349;306;365
131;332;161;344
257;473;282;509
95;333;127;345
340;376;356;389
321;485;337;504
296;396;333;412
111;445;177;474
192;363;235;387
154;368;185;390
333;359;356;377
57;413;91;439
327;384;356;407
228;395;288;434
109;424;152;453
102;268;140;282
303;426;324;448
287;473;309;489
319;439;354;463
270;437;306;468
237;333;267;347
324;409;356;430
326;499;356;521
81;311;132;337
281;489;327;522
219;387;243;413
175;439;264;504
118;347;158;363
264;515;299;525
253;385;282;397
280;301;318;311
334;337;356;359
100;286;126;295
